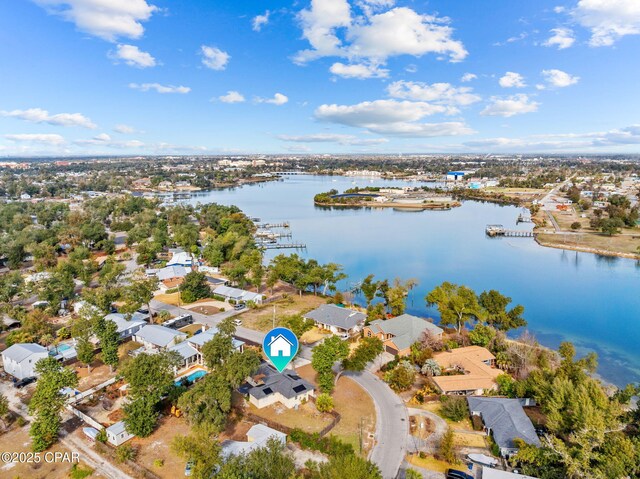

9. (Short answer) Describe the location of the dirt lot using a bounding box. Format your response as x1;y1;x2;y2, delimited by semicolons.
407;453;458;474
0;424;94;479
74;360;116;392
239;294;327;332
132;415;192;479
247;400;333;434
186;305;220;315
299;327;331;345
296;364;376;454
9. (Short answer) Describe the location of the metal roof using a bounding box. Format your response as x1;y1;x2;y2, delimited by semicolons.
135;325;186;347
104;313;147;334
2;343;48;363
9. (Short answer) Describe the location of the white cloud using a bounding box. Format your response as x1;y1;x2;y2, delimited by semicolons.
572;0;640;46
329;62;389;79
314;99;475;137
109;44;156;67
541;69;580;87
499;71;526;88
405;64;418;73
5;133;65;145
543;27;576;49
33;0;157;42
252;10;270;32
113;124;137;134
481;94;539;117
200;45;230;71
128;83;190;94
256;93;289;105
278;133;388;145
386;81;481;108
294;2;467;66
218;91;246;103
1;107;96;128
75;132;144;148
461;73;477;82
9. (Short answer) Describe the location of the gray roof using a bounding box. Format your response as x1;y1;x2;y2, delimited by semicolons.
481;467;538;479
106;421;128;436
248;363;314;400
104;313;147;334
368;314;443;350
187;327;244;350
213;285;263;302
467;397;540;450
168;341;199;360
221;424;286;458
135;325;187;347
2;343;48;363
156;265;189;281
303;304;366;330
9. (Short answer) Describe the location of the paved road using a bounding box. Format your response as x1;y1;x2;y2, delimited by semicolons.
344;370;409;479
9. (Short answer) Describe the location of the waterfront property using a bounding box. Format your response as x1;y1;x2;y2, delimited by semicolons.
303;303;366;337
467;397;541;458
364;314;443;356
431;346;501;395
2;343;48;379
243;363;315;409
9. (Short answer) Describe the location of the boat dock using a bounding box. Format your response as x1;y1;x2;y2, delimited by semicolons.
486;225;535;237
256;222;290;229
258;242;306;250
255;230;292;239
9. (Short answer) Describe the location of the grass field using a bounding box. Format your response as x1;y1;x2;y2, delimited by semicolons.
407;453;459;473
239;294;327;332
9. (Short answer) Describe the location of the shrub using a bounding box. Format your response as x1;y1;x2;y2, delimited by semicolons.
96;428;107;443
440;396;469;422
116;444;138;463
70;464;94;479
383;361;415;392
289;429;353;457
421;359;441;377
570;221;582;230
153;459;164;468
439;428;457;464
316;393;334;413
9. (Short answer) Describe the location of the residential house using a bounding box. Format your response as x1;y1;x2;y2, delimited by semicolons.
481;467;538;479
364;314;443;356
213;285;264;304
167;251;195;268
133;324;187;350
303;304;366;337
170;326;245;371
244;363;315;409
104;313;147;340
221;424;286;458
2;343;49;380
105;421;135;446
148;265;190;292
467;397;541;458
431;346;501;395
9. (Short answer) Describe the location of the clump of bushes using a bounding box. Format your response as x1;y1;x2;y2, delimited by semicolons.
440;395;469;422
289;429;353;457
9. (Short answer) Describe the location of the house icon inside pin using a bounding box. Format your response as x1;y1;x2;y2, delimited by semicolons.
268;334;293;357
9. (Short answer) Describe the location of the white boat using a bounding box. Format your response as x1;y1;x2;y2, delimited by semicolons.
467;453;498;467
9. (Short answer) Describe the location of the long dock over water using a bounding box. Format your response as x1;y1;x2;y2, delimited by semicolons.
258;242;306;250
486;225;535;237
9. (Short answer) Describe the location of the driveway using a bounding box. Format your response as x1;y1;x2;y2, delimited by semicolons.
344;370;409;479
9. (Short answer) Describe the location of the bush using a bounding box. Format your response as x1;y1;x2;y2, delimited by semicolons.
289;429;353;457
570;221;582;230
439;428;457;464
70;464;94;479
153;459;164;468
316;393;334;413
96;428;107;443
116;443;138;463
440;396;469;422
383;361;415;392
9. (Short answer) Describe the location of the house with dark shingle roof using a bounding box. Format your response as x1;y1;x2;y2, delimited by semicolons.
364;313;443;356
244;363;315;409
303;304;365;337
467;397;540;457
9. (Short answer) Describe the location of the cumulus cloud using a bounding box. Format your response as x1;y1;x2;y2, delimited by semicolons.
252;10;270;32
128;83;190;94
33;0;157;42
218;91;246;103
1;107;96;128
201;45;230;70
541;69;580;88
329;62;389;79
543;27;576;49
5;133;66;145
572;0;640;46
499;71;526;88
294;2;467;67
481;94;539;117
113;124;137;134
109;44;156;67
461;73;477;82
255;93;289;105
386;81;481;109
314;99;475;137
277;133;388;145
75;132;144;148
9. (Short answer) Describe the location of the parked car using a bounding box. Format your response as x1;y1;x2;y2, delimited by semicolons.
234;303;245;311
446;469;473;479
184;460;194;477
14;376;36;388
233;319;242;326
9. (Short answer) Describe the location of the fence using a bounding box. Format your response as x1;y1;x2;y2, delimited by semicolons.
246;406;341;438
66;404;103;430
67;377;117;404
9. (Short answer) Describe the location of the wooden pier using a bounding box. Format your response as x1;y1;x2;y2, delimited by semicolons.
258;242;306;250
256;222;290;229
486;225;535;237
255;230;292;239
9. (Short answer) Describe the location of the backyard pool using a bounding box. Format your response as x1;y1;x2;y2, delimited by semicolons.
174;369;207;386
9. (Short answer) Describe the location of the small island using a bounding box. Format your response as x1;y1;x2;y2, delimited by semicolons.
314;186;461;210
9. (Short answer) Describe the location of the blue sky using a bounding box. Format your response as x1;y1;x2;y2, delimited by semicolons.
1;0;640;156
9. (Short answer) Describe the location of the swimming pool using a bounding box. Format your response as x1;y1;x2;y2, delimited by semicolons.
174;369;207;386
50;343;73;355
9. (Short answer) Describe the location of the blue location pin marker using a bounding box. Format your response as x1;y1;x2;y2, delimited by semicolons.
263;327;299;372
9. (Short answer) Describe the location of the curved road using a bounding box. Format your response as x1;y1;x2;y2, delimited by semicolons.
345;370;409;479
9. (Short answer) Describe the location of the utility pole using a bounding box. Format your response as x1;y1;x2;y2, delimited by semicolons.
272;303;276;329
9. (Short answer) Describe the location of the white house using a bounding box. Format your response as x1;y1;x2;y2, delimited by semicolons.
133;324;187;350
212;285;264;304
104;313;147;340
221;424;286;458
246;363;315;409
106;421;134;446
2;343;49;380
167;251;194;268
268;334;292;357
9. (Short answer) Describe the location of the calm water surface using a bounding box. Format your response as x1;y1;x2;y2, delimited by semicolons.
186;175;640;387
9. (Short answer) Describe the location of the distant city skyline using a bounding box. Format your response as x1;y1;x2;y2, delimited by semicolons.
1;0;640;156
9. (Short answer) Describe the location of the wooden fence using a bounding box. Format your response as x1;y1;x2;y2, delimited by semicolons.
246;405;341;438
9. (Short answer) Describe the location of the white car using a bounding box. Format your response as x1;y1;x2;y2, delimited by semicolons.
233;319;242;326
